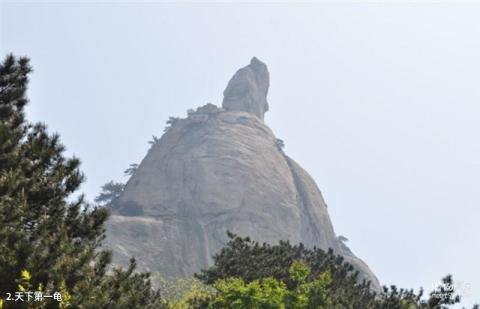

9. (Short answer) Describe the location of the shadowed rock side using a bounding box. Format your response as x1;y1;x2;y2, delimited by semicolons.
104;58;381;292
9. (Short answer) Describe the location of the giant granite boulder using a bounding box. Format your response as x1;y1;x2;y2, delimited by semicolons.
105;58;380;291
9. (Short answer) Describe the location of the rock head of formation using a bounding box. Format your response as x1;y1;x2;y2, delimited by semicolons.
105;57;380;292
223;57;269;120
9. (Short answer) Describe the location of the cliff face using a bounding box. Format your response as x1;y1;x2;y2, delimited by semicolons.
105;58;380;291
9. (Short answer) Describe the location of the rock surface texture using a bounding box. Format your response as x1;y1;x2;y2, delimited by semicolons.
222;57;269;120
105;58;381;292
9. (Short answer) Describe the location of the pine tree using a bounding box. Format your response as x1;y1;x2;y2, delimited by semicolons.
0;55;164;308
196;232;377;308
94;181;125;209
148;135;160;146
123;163;138;177
196;233;477;309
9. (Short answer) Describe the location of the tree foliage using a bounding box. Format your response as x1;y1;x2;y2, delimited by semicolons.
148;135;160;146
94;181;124;209
208;261;332;309
123;163;138;177
164;117;180;133
196;232;375;307
275;138;285;151
0;55;163;308
194;233;477;309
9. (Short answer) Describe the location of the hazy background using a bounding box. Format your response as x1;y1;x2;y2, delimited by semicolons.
1;1;479;306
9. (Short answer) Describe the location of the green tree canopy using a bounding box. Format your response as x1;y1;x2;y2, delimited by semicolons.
94;180;125;209
195;233;477;309
0;55;164;308
196;232;375;307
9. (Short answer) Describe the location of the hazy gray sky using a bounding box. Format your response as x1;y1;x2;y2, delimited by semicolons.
2;1;479;306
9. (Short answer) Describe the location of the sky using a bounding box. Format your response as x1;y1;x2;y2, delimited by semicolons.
1;1;479;306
